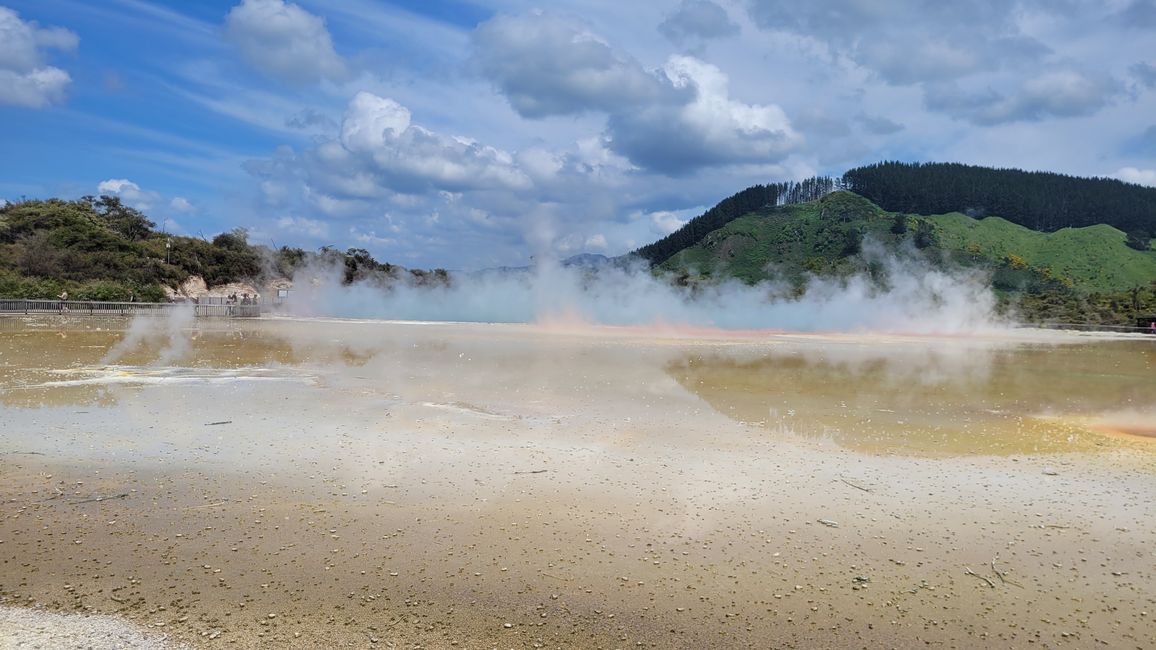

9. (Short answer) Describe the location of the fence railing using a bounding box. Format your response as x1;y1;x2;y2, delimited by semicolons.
0;299;262;318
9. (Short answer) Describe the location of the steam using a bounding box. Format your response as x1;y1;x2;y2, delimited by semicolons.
280;243;1006;334
100;303;196;365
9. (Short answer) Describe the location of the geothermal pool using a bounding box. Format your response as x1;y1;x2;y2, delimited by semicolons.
1;316;1154;648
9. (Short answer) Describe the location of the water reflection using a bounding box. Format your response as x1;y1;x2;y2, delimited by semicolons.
0;319;369;408
667;337;1155;455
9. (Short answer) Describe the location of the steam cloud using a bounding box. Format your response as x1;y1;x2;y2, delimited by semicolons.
101;303;196;365
279;243;1006;334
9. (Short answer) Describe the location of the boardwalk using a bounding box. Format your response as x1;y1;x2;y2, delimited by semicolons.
0;298;262;318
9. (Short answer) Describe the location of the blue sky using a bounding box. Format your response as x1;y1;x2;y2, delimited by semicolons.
2;0;1154;269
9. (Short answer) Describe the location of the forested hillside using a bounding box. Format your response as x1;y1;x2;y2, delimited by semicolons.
635;176;837;265
841;161;1156;241
655;191;1156;326
0;197;446;300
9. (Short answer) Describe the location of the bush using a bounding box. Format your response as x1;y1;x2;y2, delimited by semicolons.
74;281;133;302
1125;230;1151;251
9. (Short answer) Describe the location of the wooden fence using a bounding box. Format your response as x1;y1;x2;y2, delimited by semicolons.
0;299;262;318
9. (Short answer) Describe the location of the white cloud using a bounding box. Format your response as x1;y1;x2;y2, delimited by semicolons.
336;91;531;193
339;92;411;154
0;7;77;108
606;56;801;173
97;179;195;216
472;13;665;118
169;197;194;212
650;210;689;234
97;178;140;194
224;0;347;85
276;215;329;237
1115;167;1156;187
97;178;159;210
585;233;608;250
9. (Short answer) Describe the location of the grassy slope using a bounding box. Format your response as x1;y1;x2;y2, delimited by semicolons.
659;191;1156;294
660;192;892;285
929;214;1156;293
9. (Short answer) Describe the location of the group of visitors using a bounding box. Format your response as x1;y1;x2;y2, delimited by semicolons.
226;292;257;305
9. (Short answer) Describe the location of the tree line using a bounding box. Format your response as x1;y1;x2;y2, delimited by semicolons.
634;176;837;265
841;161;1156;245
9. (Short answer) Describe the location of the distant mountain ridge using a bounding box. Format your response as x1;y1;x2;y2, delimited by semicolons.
475;253;612;275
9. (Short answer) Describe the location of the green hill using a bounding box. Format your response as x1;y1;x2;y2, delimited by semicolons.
0;197;448;301
929;214;1156;293
654;191;1156;325
660;191;890;285
842;161;1156;235
660;191;1156;294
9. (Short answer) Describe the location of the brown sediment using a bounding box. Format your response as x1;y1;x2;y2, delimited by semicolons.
1;317;1154;649
1087;418;1156;440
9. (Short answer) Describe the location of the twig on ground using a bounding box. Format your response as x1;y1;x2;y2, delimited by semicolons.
75;492;129;504
184;500;231;510
837;475;872;492
204;421;232;426
514;469;548;475
991;556;1023;588
964;566;996;588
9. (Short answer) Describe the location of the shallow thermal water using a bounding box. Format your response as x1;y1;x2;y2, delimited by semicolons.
0;315;1154;649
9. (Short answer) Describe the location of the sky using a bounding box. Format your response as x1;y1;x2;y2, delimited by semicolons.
1;0;1154;270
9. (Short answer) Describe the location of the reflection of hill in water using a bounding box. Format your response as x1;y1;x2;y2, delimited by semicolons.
666;339;1155;456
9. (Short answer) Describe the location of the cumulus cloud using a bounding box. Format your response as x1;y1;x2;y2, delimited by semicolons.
1115;167;1156;187
98;179;160;211
335;91;531;193
472;13;665;118
650;210;689;234
745;0;1048;85
472;14;798;174
0;7;77;108
224;0;347;85
659;0;740;44
925;70;1120;125
606;56;800;173
276;215;329;237
169;197;194;212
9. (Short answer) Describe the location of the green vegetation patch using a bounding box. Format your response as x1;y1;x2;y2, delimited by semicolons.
929;213;1156;293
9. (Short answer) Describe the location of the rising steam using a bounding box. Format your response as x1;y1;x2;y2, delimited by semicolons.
100;303;196;365
279;243;1005;334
